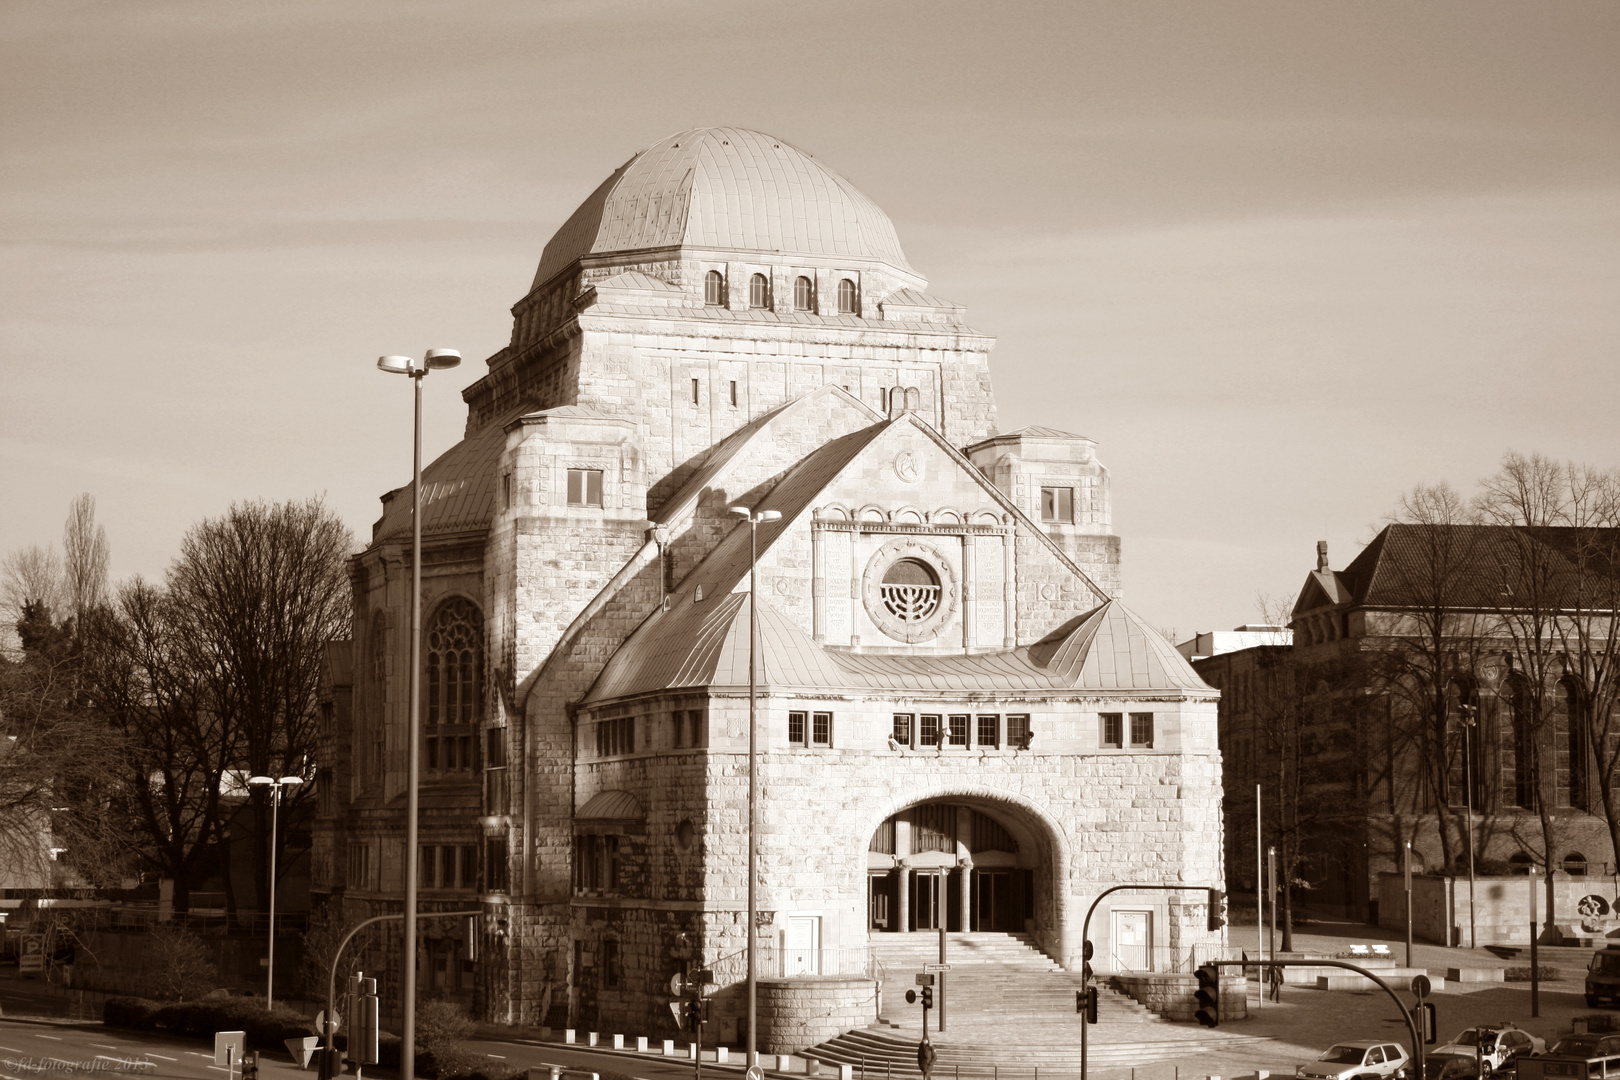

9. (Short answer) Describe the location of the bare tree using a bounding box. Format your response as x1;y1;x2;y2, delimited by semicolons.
61;494;109;627
1;545;65;647
166;498;352;917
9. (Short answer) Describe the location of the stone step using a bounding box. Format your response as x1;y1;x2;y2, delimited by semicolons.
804;1025;1265;1069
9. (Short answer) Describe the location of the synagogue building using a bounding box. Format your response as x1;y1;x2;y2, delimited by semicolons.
313;127;1225;1048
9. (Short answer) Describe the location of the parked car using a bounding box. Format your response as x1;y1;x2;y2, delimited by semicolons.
1420;1053;1485;1080
1587;946;1620;1007
1295;1040;1412;1080
1429;1026;1545;1073
1515;1034;1620;1080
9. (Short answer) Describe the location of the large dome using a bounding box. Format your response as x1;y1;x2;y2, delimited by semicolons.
532;127;914;290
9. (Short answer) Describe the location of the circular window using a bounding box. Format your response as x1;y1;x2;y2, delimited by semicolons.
881;559;940;623
862;540;959;644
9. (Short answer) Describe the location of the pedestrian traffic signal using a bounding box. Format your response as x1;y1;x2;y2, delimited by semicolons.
1194;963;1220;1028
1083;987;1098;1024
921;985;933;1009
1207;888;1225;931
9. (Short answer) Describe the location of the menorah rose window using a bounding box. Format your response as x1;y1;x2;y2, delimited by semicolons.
881;558;940;622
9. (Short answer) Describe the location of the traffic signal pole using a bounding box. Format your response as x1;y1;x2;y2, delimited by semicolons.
1078;883;1222;1080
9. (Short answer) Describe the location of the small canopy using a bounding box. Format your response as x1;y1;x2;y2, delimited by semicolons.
576;790;645;821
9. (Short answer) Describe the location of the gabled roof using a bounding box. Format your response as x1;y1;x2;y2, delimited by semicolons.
1293;523;1620;616
585;595;1210;703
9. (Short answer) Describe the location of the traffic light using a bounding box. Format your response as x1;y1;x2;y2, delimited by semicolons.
1207;889;1225;932
921;985;934;1009
1415;1002;1437;1044
1084;987;1098;1024
1194;963;1220;1028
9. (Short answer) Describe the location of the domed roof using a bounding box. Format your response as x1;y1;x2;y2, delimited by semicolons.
533;127;914;290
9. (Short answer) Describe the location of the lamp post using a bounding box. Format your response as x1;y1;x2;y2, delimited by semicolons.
728;503;781;1068
1457;702;1478;949
247;774;303;1010
377;348;461;1080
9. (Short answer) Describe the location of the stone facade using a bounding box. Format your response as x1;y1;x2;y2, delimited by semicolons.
317;127;1225;1049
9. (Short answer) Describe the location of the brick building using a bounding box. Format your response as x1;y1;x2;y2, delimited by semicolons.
313;127;1224;1047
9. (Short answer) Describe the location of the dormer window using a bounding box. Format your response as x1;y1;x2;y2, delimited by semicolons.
749;273;768;309
794;276;813;311
704;270;724;306
837;278;857;314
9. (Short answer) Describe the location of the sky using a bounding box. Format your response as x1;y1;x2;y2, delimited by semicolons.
2;0;1617;640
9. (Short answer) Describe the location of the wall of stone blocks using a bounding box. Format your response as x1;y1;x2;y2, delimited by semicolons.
755;978;879;1056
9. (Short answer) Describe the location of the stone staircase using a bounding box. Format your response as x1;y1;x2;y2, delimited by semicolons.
799;933;1261;1070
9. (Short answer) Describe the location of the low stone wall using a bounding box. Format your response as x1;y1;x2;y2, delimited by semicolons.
1111;973;1246;1023
757;977;876;1055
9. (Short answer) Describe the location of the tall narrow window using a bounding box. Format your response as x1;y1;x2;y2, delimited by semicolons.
567;468;603;507
812;711;832;747
837;278;857;313
1007;714;1031;749
369;612;387;784
1100;713;1123;748
892;713;913;747
691;378;700;405
749;273;768;309
1510;679;1536;809
729;380;738;407
1041;487;1074;523
1563;678;1588;811
977;714;999;748
1129;712;1154;748
704;270;724;306
426;599;482;773
794;276;813;310
788;711;807;746
919;714;941;746
948;715;969;747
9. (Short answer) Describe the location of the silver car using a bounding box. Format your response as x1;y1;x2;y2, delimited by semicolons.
1296;1041;1412;1080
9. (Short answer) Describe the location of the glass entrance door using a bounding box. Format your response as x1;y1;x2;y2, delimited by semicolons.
974;870;1015;931
911;871;944;931
869;872;893;930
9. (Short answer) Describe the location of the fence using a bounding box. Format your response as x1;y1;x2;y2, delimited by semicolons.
1101;943;1260;976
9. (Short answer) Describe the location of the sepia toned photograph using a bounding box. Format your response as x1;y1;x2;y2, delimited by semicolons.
1;5;1616;1079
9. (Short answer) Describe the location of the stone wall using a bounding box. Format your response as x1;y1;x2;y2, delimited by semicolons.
756;978;878;1055
1378;871;1620;946
1112;972;1247;1023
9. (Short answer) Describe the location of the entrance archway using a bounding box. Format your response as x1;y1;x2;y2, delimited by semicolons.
866;799;1042;934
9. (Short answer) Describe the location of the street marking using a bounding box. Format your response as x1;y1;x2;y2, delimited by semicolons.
0;1047;23;1053
485;1054;507;1059
144;1053;178;1061
187;1052;213;1058
34;1036;61;1042
92;1043;119;1049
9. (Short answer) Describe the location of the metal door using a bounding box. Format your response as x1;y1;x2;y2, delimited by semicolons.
1111;909;1151;972
785;915;820;975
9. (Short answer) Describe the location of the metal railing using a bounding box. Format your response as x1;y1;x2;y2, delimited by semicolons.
709;944;876;983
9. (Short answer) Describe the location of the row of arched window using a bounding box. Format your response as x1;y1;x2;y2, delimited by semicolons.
1445;676;1593;813
703;270;858;314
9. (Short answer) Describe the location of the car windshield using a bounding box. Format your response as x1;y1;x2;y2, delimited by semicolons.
1452;1029;1484;1046
1318;1046;1367;1064
1593;953;1620;975
1553;1036;1602;1055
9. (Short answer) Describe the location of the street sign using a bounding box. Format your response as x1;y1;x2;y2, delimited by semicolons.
1411;974;1431;999
214;1032;246;1068
314;1011;340;1036
746;1067;764;1080
914;973;936;986
670;973;686;997
668;1001;684;1025
924;963;951;973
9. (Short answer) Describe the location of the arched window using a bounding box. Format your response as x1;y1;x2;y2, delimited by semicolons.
793;276;812;311
368;612;387;783
749;273;768;309
837;278;857;314
1564;851;1589;877
1562;678;1589;811
704;270;724;306
1508;678;1536;810
1446;678;1484;811
426;598;482;774
1508;852;1533;875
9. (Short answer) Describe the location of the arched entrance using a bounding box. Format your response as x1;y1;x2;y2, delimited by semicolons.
866;800;1039;934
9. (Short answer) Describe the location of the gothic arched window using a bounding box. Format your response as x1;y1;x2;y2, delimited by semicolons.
837;278;857;314
1562;677;1589;811
794;276;813;311
426;598;482;775
704;270;724;306
1508;678;1536;810
749;273;768;309
368;612;387;784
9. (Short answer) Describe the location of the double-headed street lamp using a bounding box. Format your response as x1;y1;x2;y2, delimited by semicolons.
247;774;303;1010
378;348;461;1080
727;504;780;1068
1457;701;1478;949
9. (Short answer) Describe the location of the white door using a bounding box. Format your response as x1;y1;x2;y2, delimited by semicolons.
1112;910;1151;972
786;916;820;975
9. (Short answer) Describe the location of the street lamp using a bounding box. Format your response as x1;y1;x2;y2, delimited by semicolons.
248;774;304;1009
378;347;461;1080
727;504;781;1068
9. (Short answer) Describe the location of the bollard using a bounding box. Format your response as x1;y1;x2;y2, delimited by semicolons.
612;1035;624;1050
565;1030;576;1045
588;1033;599;1047
663;1040;676;1056
689;1044;698;1061
636;1037;648;1053
717;1049;729;1064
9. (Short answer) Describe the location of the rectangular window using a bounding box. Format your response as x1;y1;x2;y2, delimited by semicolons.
1130;712;1154;748
892;713;913;747
348;843;371;888
673;710;687;749
602;938;620;989
485;835;509;893
948;714;969;747
977;714;999;748
729;380;739;407
812;711;832;746
461;844;477;889
567;468;604;508
460;734;473;770
502;472;512;510
420;846;436;889
1100;713;1123;749
919;714;941;747
1041;487;1074;524
691;378;700;405
1007;714;1031;749
604;835;620;891
426;736;439;770
788;710;807;746
595;716;635;756
486;727;505;768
